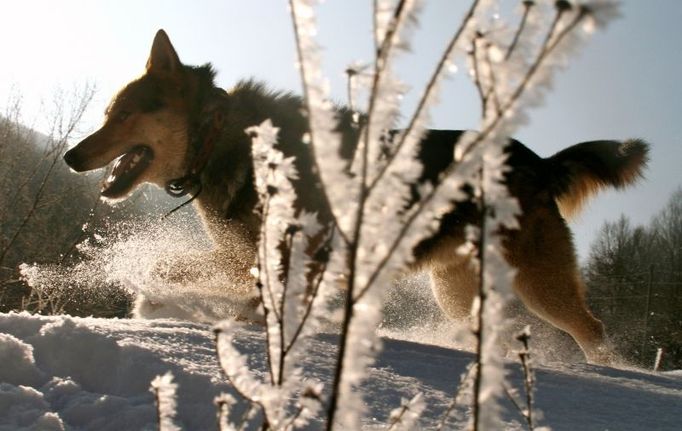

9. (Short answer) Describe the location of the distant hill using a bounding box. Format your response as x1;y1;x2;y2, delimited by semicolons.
0;116;189;316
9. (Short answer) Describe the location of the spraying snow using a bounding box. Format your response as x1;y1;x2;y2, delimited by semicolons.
20;213;259;322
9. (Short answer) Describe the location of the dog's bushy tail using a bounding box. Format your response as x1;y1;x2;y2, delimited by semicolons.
547;139;650;219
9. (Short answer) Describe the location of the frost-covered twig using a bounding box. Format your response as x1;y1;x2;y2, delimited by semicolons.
355;0;411;186
213;323;269;429
483;39;503;116
282;234;330;355
213;327;262;401
516;326;537;430
461;6;618;422
366;0;480;193
213;120;331;430
505;0;535;60
353;152;474;301
436;363;475;431
150;372;181;431
386;393;425;431
288;0;352;242
501;327;539;430
476;1;593;141
324;1;437;427
470;31;488;118
215;393;238;431
471;178;488;431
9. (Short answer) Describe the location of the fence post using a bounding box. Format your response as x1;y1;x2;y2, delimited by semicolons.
642;264;655;357
654;347;664;372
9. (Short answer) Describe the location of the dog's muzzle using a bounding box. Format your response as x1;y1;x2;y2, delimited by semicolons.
63;148;88;172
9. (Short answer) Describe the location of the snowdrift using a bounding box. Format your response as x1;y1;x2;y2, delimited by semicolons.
0;312;680;430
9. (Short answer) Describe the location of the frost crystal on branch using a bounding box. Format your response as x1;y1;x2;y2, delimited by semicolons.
214;321;264;402
289;0;356;237
215;393;238;431
387;393;426;431
150;371;181;431
211;120;331;429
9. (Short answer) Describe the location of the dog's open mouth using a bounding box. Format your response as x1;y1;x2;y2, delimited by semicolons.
101;145;154;198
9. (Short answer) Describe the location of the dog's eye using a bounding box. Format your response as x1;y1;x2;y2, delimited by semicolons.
117;111;131;122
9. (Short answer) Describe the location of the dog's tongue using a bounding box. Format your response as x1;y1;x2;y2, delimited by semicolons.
101;145;153;197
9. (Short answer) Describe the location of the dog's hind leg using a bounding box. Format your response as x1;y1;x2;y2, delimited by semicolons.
429;259;478;320
508;208;609;364
513;266;609;364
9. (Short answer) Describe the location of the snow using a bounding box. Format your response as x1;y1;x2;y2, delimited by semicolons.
0;311;680;430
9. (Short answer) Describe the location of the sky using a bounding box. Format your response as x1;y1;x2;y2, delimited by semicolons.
1;0;681;261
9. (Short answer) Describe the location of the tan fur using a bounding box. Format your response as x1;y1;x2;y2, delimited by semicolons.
556;176;603;219
505;204;608;361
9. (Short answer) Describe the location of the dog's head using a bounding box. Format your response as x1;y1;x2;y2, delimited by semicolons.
64;30;193;200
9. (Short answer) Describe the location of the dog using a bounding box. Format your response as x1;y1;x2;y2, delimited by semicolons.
63;29;648;363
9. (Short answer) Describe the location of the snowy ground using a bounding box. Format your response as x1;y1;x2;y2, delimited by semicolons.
1;312;680;430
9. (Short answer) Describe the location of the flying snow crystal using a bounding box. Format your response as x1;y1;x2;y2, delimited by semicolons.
446;60;459;75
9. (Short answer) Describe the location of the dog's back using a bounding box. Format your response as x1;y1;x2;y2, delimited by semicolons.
410;131;648;255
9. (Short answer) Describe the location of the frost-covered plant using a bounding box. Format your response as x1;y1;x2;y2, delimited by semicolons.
463;2;619;429
212;121;328;429
502;326;546;430
386;393;426;431
436;363;476;430
213;0;620;429
150;371;181;431
518;328;537;430
289;1;478;428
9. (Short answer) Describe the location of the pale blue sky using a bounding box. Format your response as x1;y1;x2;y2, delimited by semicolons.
1;0;680;261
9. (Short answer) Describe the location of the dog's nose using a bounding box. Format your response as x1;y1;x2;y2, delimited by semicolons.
63;148;85;171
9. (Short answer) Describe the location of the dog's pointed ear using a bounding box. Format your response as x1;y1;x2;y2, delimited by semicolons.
146;29;182;76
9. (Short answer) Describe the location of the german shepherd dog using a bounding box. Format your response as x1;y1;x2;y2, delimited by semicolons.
64;30;648;363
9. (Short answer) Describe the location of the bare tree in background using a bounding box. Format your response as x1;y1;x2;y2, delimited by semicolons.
0;83;105;314
585;188;682;369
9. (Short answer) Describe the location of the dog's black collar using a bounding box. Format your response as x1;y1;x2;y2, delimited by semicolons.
163;88;229;217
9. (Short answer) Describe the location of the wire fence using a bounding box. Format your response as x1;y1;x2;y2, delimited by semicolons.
586;266;682;369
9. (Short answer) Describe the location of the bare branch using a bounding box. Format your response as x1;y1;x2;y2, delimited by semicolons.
505;1;535;60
